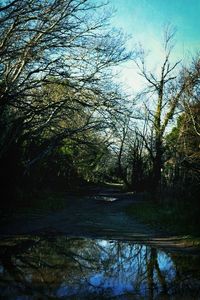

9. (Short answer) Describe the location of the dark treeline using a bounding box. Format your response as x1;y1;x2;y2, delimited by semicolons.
0;0;199;209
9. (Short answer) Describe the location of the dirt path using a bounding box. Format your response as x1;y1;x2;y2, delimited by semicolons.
0;186;199;253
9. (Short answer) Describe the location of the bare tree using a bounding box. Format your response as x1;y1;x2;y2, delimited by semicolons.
133;27;199;191
0;0;131;166
0;0;133;200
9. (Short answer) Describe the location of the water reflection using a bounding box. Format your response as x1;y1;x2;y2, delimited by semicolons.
0;236;200;299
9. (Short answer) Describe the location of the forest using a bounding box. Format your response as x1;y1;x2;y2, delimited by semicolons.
0;0;199;228
0;1;200;298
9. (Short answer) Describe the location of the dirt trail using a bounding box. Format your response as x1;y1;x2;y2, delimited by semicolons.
0;186;199;253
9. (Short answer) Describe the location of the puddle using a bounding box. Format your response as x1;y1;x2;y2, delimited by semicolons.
0;236;200;299
100;196;118;202
94;196;118;202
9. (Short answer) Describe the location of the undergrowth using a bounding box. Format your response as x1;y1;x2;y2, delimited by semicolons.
126;198;200;238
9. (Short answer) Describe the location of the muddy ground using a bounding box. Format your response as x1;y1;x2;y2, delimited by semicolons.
0;186;199;254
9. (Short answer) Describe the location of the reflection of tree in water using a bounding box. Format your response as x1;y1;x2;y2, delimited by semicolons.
95;241;170;298
146;247;169;299
0;236;101;298
169;253;200;299
0;236;200;299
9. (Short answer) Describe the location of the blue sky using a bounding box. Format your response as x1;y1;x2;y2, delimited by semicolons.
106;0;200;92
110;0;200;52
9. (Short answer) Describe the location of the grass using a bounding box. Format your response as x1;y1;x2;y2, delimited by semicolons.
126;197;200;241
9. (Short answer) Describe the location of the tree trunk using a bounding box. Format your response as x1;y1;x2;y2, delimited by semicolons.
153;136;163;193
